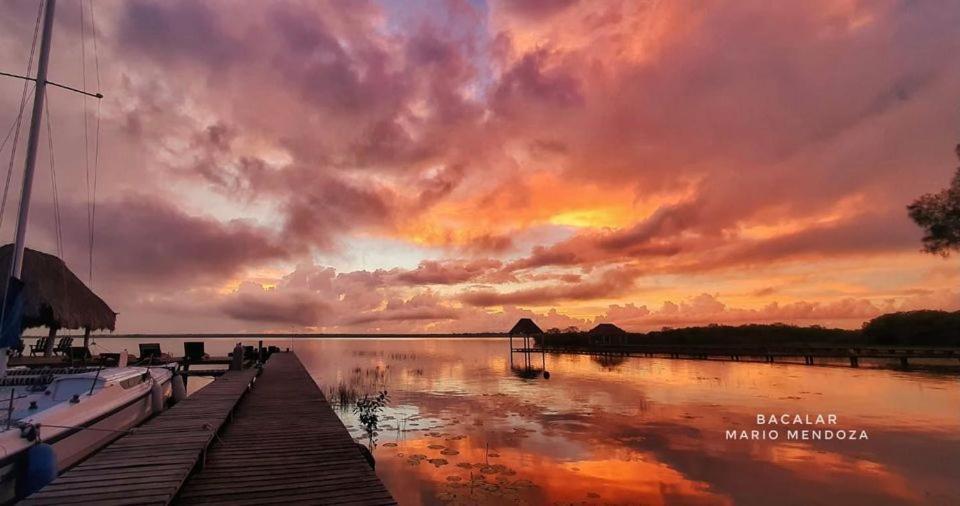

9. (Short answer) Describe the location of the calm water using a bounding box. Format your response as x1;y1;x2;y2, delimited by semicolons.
94;337;959;505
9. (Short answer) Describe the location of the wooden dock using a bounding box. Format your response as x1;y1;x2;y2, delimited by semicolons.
21;367;259;505
9;355;237;369
176;353;395;505
514;343;960;369
23;353;395;505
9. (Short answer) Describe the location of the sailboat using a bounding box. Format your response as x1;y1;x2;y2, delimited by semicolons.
0;365;173;502
0;0;178;501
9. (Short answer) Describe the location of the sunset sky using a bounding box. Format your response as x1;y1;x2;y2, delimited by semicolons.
0;0;958;333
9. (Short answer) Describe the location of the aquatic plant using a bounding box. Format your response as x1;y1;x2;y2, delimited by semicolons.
354;390;389;449
327;365;392;413
329;382;354;410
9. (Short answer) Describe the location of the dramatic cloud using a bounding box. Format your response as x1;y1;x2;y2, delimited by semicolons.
37;196;289;286
1;0;958;332
593;291;960;331
221;283;330;327
461;266;640;307
395;259;505;285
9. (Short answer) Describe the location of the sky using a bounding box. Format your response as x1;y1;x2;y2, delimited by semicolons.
0;0;958;333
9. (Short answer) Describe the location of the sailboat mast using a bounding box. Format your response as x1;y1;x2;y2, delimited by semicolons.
10;0;56;280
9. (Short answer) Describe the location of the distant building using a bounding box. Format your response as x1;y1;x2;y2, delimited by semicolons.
587;323;628;346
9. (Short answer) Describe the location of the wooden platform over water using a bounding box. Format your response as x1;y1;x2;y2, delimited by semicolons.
23;353;394;505
514;344;960;369
9;355;238;370
21;367;259;505
177;353;395;505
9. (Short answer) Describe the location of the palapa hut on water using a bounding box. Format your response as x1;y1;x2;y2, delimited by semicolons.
587;323;628;346
508;318;543;350
0;245;116;355
508;318;548;377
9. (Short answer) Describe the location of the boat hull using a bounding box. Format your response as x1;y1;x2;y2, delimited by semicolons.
48;375;172;470
0;370;173;503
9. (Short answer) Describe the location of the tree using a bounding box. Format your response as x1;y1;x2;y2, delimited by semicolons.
907;144;960;256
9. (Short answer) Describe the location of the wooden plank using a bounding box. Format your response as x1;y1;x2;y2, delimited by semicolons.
177;353;395;505
20;367;258;505
22;353;392;505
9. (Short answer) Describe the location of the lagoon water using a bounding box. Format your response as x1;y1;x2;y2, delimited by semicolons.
93;337;959;505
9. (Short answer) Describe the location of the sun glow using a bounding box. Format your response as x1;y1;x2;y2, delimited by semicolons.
393;171;693;248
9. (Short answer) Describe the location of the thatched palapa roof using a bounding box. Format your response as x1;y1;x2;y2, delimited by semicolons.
588;323;626;335
0;244;116;331
509;318;543;335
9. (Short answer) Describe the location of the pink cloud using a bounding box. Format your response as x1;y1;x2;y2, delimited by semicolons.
2;0;959;332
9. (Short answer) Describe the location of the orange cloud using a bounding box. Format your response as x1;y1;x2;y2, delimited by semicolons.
8;0;959;332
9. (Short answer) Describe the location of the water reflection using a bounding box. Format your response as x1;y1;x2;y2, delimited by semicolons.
86;337;958;504
511;352;548;381
294;338;960;506
590;353;628;371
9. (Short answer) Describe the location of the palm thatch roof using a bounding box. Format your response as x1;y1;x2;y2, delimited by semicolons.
509;318;543;335
0;244;116;331
588;323;627;335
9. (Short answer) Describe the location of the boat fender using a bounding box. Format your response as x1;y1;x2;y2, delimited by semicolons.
25;443;57;495
172;374;187;404
150;379;164;413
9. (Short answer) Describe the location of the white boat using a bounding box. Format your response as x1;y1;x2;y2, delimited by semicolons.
0;366;174;502
0;0;186;502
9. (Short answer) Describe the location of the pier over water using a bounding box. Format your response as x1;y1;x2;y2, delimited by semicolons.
22;352;393;505
178;353;395;505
